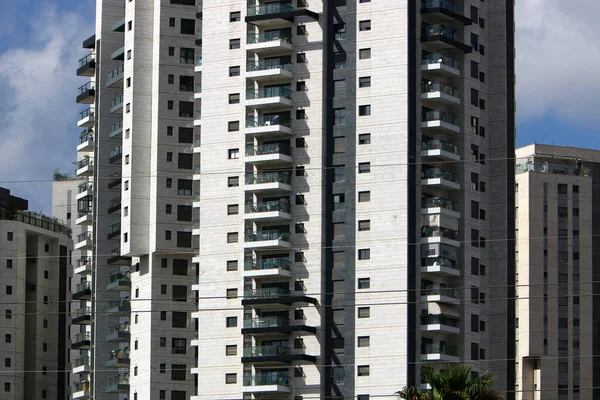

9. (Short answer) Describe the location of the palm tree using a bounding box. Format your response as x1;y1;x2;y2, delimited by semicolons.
397;364;504;400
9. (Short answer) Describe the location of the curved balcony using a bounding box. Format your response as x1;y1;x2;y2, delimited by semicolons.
77;53;95;77
421;52;460;77
247;32;293;54
106;271;131;291
74;257;92;275
244;257;292;278
76;157;94;177
246;86;293;109
72;332;91;350
421;256;460;277
421;168;460;191
243;287;317;306
421;110;460;133
245;171;292;192
244;230;292;250
73;281;92;300
421;24;471;53
242;316;316;336
106;374;129;393
421;0;471;25
76;82;95;104
244;200;292;221
420;286;460;304
242;345;316;364
77;130;94;152
107;246;131;265
421;81;460;106
243;372;291;393
421;225;460;247
421;139;459;162
246;143;293;165
106;64;124;88
106;322;130;342
73;356;90;374
106;299;130;316
77;107;95;128
420;314;460;334
246;60;293;82
72;306;92;325
75;232;93;250
105;348;130;368
421;343;459;362
73;381;90;399
108;196;121;214
246;115;292;136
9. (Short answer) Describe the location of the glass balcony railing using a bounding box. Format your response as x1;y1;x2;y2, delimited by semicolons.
243;316;289;329
421;226;458;240
77;257;91;267
78;53;94;67
421;0;458;13
109;347;129;360
423;110;458;126
422;343;458;356
244;257;291;271
421;286;459;299
78;81;95;95
108;246;121;257
245;230;291;242
421;196;455;210
247;86;292;100
110;145;122;159
244;372;290;386
422;81;459;97
107;65;124;80
515;161;589;177
421;52;459;69
74;381;90;392
76;232;92;243
110;170;122;180
422;256;458;270
77;210;91;218
79;130;93;144
245;171;292;185
109;196;121;208
244;287;291;299
421;314;459;327
108;271;130;283
78;182;92;193
75;281;91;292
422;24;458;41
421;139;458;155
111;95;123;108
108;222;121;233
77;157;93;169
246;115;291;128
107;375;129;386
108;299;130;309
195;110;202;120
108;322;130;336
73;307;91;318
79;108;94;120
74;332;91;343
245;200;291;214
247;3;294;16
247;32;292;44
422;168;457;182
246;143;291;157
196;56;203;66
74;356;90;368
243;345;290;357
247;60;293;72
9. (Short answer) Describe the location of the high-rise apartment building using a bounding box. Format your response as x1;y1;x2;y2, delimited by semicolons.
515;144;598;400
0;187;73;400
194;1;515;400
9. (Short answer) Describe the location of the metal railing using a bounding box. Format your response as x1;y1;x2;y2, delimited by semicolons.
421;196;455;210
422;81;459;97
246;86;292;99
244;287;290;299
244;257;291;271
421;286;459;299
421;225;458;240
247;60;293;72
75;281;91;293
246;143;291;156
247;3;294;16
421;139;458;155
243;345;290;357
423;343;458;356
78;81;95;94
422;168;457;182
245;171;292;185
423;110;458;126
421;0;458;13
78;53;94;67
421;52;459;69
0;208;71;237
247;32;292;44
246;115;291;128
422;256;458;270
245;200;291;214
243;316;289;329
245;230;291;242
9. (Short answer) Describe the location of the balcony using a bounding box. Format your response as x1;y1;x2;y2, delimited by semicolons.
194;83;202;99
421;196;459;218
109;120;123;139
108;196;121;214
73;357;90;374
77;129;94;152
106;65;124;88
112;18;125;32
83;34;96;49
243;288;317;306
245;115;293;136
76;82;95;104
421;0;471;25
421;110;460;133
421;168;460;191
421;256;460;277
421;139;459;162
75;232;93;250
246;60;293;82
243;371;290;393
244;230;292;250
420;314;460;334
245;171;292;192
105;374;129;393
111;46;125;61
107;222;121;240
246;86;293;110
76;156;94;177
106;322;130;342
107;246;131;265
195;56;203;72
72;332;91;350
246;2;318;26
108;170;122;189
76;182;93;200
72;381;90;399
74;257;92;275
247;32;293;54
77;53;95;77
421;24;471;53
420;286;460;304
242;316;316;335
73;281;92;300
242;345;316;364
246;143;293;165
72;306;92;325
77;108;95;128
76;210;93;226
109;145;122;163
105;348;130;368
421;81;460;106
244;258;292;278
421;226;460;247
106;299;130;316
196;29;202;46
110;95;123;113
196;1;203;18
106;271;131;291
421;52;460;77
421;343;459;362
244;200;292;221
194;110;202;126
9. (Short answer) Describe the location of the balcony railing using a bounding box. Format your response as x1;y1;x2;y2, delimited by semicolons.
246;143;291;156
421;52;459;69
111;95;123;108
422;24;458;41
247;60;293;72
108;322;130;335
421;0;458;13
109;246;121;257
107;65;124;80
109;145;122;158
77;232;92;243
108;222;121;234
244;287;291;299
78;182;92;193
108;299;130;309
421;196;455;210
422;343;458;356
422;81;458;97
77;257;91;267
77;157;93;169
421;139;458;155
244;257;291;271
109;347;129;360
245;200;291;214
243;345;290;357
107;375;129;386
422;256;458;270
422;168;457;182
421;286;459;298
78;81;95;94
421;314;459;327
243;316;289;329
76;281;91;292
245;171;292;185
244;372;290;386
515;161;590;177
247;3;294;16
74;356;90;368
247;32;292;44
74;332;91;343
245;230;291;242
421;226;458;240
108;271;130;283
196;56;203;66
0;208;71;237
73;381;90;392
73;306;91;318
109;196;121;208
423;110;458;125
246;115;291;128
78;53;94;67
79;130;93;144
79;108;94;120
247;86;292;99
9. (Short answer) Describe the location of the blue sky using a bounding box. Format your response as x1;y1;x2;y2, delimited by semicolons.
0;0;598;214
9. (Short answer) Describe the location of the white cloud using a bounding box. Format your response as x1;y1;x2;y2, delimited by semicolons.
0;7;93;212
516;0;600;123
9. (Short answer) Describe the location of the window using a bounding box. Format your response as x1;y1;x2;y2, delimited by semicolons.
358;220;370;231
471;314;479;332
359;105;371;116
357;365;370;376
176;231;192;248
167;152;173;162
333;193;345;209
169;17;176;27
172;364;187;381
296;165;305;177
172;285;187;302
172;338;187;354
334;23;346;40
5;334;10;343
179;101;194;118
179;75;194;92
358;307;370;318
42;342;47;352
226;317;238;327
297;53;307;63
160;363;166;373
229;66;240;76
228;93;240;104
359;20;371;31
225;373;237;384
227;232;238;243
295;223;305;233
226;260;238;271
471;342;479;360
172;312;187;328
165;230;172;240
358;396;370;400
358;191;370;202
226;288;238;299
230;11;241;21
177;179;192;195
4;359;10;368
229;38;241;49
296;194;305;205
228;121;239;131
358;162;371;173
160;311;167;320
168;46;175;56
359;134;371;145
228;177;239;187
558;184;568;194
358;249;370;260
297;25;307;35
225;345;237;356
359;48;371;59
471;60;479;79
4;383;9;392
43;295;48;304
573;184;579;193
180;19;195;35
5;286;10;295
180;47;195;64
227;204;239;215
359;76;371;88
228;148;240;159
296;109;306;119
358;278;370;289
333;108;346;125
160;391;166;400
471;88;479;107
